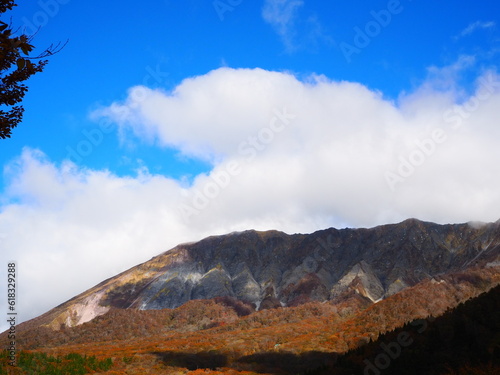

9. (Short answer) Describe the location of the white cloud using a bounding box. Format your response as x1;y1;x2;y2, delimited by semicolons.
2;65;500;329
0;150;197;331
95;65;500;228
456;20;496;39
261;1;333;52
262;0;305;51
423;55;476;94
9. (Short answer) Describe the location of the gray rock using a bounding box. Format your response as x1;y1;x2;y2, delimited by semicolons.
43;218;500;326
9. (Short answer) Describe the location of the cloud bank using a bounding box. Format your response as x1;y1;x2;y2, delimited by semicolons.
2;65;500;328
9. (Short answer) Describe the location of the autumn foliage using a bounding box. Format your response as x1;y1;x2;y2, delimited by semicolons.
1;268;499;374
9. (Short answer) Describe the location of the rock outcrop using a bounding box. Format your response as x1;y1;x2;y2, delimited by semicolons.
28;219;500;329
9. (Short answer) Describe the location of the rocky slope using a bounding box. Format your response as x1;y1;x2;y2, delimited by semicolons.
18;218;500;331
6;264;499;375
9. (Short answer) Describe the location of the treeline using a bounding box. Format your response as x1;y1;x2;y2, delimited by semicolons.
327;284;500;375
12;297;341;351
12;297;251;350
220;285;499;374
0;351;112;375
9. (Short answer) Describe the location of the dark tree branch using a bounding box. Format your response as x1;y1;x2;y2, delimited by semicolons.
0;0;65;139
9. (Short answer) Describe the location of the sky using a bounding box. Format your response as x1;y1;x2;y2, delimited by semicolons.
0;0;499;329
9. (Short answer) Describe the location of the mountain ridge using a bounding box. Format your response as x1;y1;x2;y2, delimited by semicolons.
11;218;500;333
7;264;499;370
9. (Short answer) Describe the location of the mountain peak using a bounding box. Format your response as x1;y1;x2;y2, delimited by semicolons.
399;217;424;226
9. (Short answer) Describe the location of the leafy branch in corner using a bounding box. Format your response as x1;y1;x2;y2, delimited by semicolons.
0;0;66;139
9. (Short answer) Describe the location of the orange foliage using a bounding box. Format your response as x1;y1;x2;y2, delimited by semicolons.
3;267;497;375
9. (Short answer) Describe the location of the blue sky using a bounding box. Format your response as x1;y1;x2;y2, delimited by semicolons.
1;0;499;327
2;0;498;179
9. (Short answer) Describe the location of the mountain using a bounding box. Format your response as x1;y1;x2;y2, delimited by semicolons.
2;218;500;374
15;218;500;332
7;263;499;373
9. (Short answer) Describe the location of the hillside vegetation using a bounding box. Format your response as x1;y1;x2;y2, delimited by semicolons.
1;266;498;374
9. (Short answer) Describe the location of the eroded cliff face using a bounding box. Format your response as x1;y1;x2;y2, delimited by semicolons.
41;219;500;329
